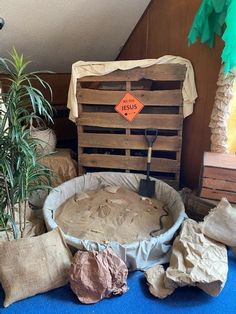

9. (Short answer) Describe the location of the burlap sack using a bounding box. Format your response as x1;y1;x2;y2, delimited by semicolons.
0;228;72;307
69;248;128;304
200;198;236;247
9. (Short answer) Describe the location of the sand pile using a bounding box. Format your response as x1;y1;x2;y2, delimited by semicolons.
55;186;172;244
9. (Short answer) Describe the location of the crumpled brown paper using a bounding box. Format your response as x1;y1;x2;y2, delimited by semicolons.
145;219;228;298
145;265;175;299
200;198;236;247
69;248;128;304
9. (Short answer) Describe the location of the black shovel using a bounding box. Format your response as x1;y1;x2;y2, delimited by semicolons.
138;128;158;198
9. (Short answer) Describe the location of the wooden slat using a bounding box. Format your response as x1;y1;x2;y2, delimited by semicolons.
202;178;236;193
79;133;182;151
77;82;86;175
176;97;183;184
125;81;131;173
200;188;236;203
203;152;236;170
79;64;186;82
203;167;236;182
77;89;182;106
78;113;182;130
79;154;179;172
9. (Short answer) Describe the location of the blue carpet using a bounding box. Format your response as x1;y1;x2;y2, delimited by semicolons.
1;250;236;314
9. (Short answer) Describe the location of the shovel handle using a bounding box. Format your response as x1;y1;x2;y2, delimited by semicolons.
146;157;151;180
145;129;158;180
146;146;153;180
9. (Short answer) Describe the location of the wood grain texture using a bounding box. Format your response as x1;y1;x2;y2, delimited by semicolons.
202;178;236;193
203;152;236;170
77;44;185;183
79;133;182;151
78;88;182;105
37;73;71;105
118;0;224;189
79;64;186;82
203;167;236;182
200;152;236;201
118;8;149;59
35;73;76;146
200;188;236;203
2;73;75;146
78;112;183;129
79;154;179;172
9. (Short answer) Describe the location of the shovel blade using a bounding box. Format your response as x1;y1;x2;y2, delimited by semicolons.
138;179;156;198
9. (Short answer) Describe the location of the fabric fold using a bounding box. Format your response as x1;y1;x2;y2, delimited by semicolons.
67;56;197;121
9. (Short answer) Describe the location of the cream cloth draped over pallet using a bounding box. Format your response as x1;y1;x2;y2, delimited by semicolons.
67;56;198;122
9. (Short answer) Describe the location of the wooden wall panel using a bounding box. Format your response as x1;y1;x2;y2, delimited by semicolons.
119;12;149;60
36;73;77;148
1;72;76;148
118;0;224;189
36;73;71;105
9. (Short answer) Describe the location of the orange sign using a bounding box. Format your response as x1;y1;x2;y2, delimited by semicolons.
115;92;144;122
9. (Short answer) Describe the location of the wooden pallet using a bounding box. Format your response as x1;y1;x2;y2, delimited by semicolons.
200;152;236;203
76;63;186;188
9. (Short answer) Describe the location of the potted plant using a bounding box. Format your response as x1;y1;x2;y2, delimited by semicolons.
0;48;54;239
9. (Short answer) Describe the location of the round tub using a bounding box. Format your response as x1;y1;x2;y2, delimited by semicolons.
43;172;186;270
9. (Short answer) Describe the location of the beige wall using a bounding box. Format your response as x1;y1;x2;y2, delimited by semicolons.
119;0;224;189
0;0;150;72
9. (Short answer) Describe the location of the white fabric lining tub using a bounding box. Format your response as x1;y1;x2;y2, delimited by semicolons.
43;172;186;271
